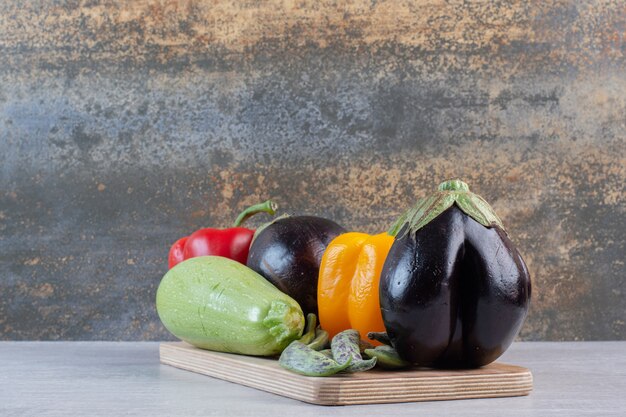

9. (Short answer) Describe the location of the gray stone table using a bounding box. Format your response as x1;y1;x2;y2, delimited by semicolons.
1;342;624;416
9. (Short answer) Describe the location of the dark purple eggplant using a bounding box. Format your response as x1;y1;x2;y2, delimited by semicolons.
380;180;531;369
247;215;346;316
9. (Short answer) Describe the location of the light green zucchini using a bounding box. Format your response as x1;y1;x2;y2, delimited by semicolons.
156;256;305;356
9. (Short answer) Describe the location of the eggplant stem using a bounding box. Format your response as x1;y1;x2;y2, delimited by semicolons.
233;200;277;227
388;179;505;237
438;179;470;192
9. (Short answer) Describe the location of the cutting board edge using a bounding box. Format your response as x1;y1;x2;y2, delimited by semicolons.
159;341;533;406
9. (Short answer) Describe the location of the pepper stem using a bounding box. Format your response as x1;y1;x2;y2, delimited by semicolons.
233;200;278;227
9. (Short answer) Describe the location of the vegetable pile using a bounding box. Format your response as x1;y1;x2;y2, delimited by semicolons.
156;179;531;375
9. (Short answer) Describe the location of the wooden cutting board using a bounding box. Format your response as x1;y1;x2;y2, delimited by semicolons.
160;342;532;405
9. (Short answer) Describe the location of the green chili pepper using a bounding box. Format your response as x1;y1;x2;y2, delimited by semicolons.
364;345;411;369
278;341;351;376
331;330;377;373
298;314;317;345
307;328;329;351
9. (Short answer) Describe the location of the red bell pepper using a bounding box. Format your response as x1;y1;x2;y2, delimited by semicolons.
168;200;277;269
168;237;189;269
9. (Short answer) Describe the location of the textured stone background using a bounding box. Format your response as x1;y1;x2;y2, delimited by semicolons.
0;1;624;341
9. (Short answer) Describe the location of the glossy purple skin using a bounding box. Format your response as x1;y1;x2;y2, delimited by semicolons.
380;206;531;369
247;216;346;316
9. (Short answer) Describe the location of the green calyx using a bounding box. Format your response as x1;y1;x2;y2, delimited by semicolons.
438;179;469;192
388;179;505;237
251;213;291;244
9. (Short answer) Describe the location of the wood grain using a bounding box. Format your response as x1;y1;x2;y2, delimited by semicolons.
159;342;533;405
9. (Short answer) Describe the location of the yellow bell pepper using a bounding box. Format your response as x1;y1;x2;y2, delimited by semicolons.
317;232;394;343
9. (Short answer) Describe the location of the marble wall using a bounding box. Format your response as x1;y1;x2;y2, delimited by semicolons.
1;1;624;340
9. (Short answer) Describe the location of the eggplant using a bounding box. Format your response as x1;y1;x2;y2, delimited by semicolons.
380;180;531;369
247;215;346;316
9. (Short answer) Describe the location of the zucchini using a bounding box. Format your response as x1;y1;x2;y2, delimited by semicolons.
156;256;305;356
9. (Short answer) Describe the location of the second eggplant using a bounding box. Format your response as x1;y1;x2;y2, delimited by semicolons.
247;215;346;316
